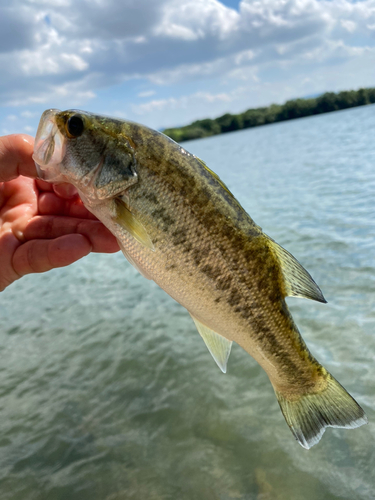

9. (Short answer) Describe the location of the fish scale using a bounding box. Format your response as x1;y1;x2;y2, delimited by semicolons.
32;108;368;449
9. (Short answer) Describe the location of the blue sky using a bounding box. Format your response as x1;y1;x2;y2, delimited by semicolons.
1;0;375;135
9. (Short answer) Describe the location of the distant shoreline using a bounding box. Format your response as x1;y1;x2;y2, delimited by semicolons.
163;87;375;143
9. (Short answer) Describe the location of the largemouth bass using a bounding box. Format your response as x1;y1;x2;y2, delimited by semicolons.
33;109;367;449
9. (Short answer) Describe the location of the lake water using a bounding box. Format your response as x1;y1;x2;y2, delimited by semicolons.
1;105;375;500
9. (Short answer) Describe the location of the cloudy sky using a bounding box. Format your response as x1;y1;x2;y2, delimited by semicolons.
1;0;375;135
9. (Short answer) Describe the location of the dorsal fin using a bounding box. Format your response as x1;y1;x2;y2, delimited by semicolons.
195;156;233;195
267;236;326;303
190;315;232;373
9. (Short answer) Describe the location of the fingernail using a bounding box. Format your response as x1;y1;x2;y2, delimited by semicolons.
21;135;34;146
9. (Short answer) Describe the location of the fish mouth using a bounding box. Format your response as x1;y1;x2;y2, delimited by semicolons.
32;109;66;182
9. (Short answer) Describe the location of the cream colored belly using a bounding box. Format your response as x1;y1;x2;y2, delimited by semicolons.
89;201;292;381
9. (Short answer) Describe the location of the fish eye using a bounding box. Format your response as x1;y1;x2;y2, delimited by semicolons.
66;115;84;138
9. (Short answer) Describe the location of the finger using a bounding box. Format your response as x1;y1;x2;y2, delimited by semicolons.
12;234;92;278
38;192;97;219
36;180;78;198
0;231;20;292
24;216;120;253
1;176;37;209
36;179;54;192
53;183;78;199
0;178;38;241
0;135;35;181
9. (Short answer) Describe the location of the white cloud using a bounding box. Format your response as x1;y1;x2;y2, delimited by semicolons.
5;82;96;107
0;0;374;129
21;111;37;118
20;52;88;76
341;19;356;33
240;0;333;38
235;49;255;64
133;97;178;114
155;0;239;40
132;90;232;115
197;91;232;103
138;90;156;98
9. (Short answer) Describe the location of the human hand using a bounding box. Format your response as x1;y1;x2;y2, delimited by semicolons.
0;134;120;292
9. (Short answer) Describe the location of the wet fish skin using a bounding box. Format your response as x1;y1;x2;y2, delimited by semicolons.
33;109;368;449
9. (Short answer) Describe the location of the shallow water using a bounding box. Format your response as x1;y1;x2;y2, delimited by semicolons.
1;105;375;499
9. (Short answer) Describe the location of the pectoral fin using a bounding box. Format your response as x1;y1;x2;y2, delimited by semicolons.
114;198;154;251
267;236;326;303
190;315;232;373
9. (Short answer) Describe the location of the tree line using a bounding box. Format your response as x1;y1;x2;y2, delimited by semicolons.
163;87;375;142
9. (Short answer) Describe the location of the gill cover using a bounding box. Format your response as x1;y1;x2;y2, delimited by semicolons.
94;147;138;199
33;109;140;201
60;110;139;200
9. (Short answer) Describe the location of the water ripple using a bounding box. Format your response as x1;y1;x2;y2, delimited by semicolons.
1;105;374;499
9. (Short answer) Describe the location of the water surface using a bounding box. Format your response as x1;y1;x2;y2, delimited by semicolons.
1;105;375;499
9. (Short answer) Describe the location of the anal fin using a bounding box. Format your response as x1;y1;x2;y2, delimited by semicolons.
190;315;232;373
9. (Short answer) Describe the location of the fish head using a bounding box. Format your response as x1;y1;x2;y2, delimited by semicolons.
33;109;138;204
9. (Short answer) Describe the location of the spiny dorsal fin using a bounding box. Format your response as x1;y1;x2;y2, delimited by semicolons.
190;315;232;373
195;157;232;195
195;156;250;214
113;198;154;251
267;236;326;303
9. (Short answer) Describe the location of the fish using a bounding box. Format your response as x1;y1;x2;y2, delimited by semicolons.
32;108;368;449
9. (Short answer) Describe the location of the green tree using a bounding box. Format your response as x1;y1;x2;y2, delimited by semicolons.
190;119;221;136
242;108;266;128
356;88;369;106
367;88;375;104
216;113;243;133
163;86;375;142
316;92;339;113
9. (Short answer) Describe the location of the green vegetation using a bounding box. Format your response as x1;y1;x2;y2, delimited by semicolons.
163;87;375;142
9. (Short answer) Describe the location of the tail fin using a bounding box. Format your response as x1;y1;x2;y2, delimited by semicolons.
275;373;368;449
